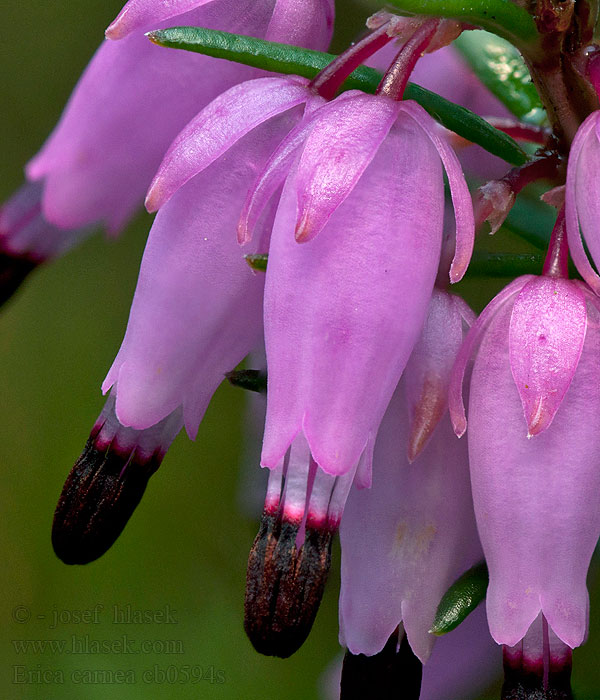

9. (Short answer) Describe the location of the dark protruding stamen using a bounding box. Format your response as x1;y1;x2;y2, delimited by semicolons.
52;436;162;565
0;253;38;306
502;646;573;700
340;629;423;700
275;525;333;654
244;510;279;649
244;514;333;658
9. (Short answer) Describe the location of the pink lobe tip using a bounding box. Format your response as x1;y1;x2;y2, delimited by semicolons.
525;397;553;438
144;185;162;213
237;221;252;245
105;21;127;41
452;417;467;439
449;243;472;283
407;381;446;462
294;212;319;243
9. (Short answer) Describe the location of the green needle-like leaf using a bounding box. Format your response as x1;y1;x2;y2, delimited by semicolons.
454;31;546;125
148;27;527;166
431;561;489;635
385;0;539;49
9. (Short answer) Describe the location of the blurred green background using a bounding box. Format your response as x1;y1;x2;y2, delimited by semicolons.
2;1;600;698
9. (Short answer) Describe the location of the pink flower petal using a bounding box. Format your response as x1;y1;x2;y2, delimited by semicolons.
339;382;481;662
294;93;401;242
266;0;334;50
145;76;310;212
565;112;600;295
468;298;600;648
237;94;327;244
448;276;532;438
509;277;587;437
400;100;475;283
404;289;472;461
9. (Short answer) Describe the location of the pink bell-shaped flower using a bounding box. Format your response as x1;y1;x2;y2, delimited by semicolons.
52;93;299;565
243;30;475;662
339;290;481;665
450;212;600;659
260;91;473;484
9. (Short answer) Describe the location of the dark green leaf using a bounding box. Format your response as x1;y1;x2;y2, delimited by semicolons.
148;27;527;166
431;561;489;635
454;31;546;125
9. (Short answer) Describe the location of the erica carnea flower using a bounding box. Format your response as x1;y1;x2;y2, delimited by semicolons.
50;86;306;565
258;87;474;478
51;0;334;566
0;0;332;305
449;213;600;693
339;291;481;667
242;28;475;660
336;286;484;696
